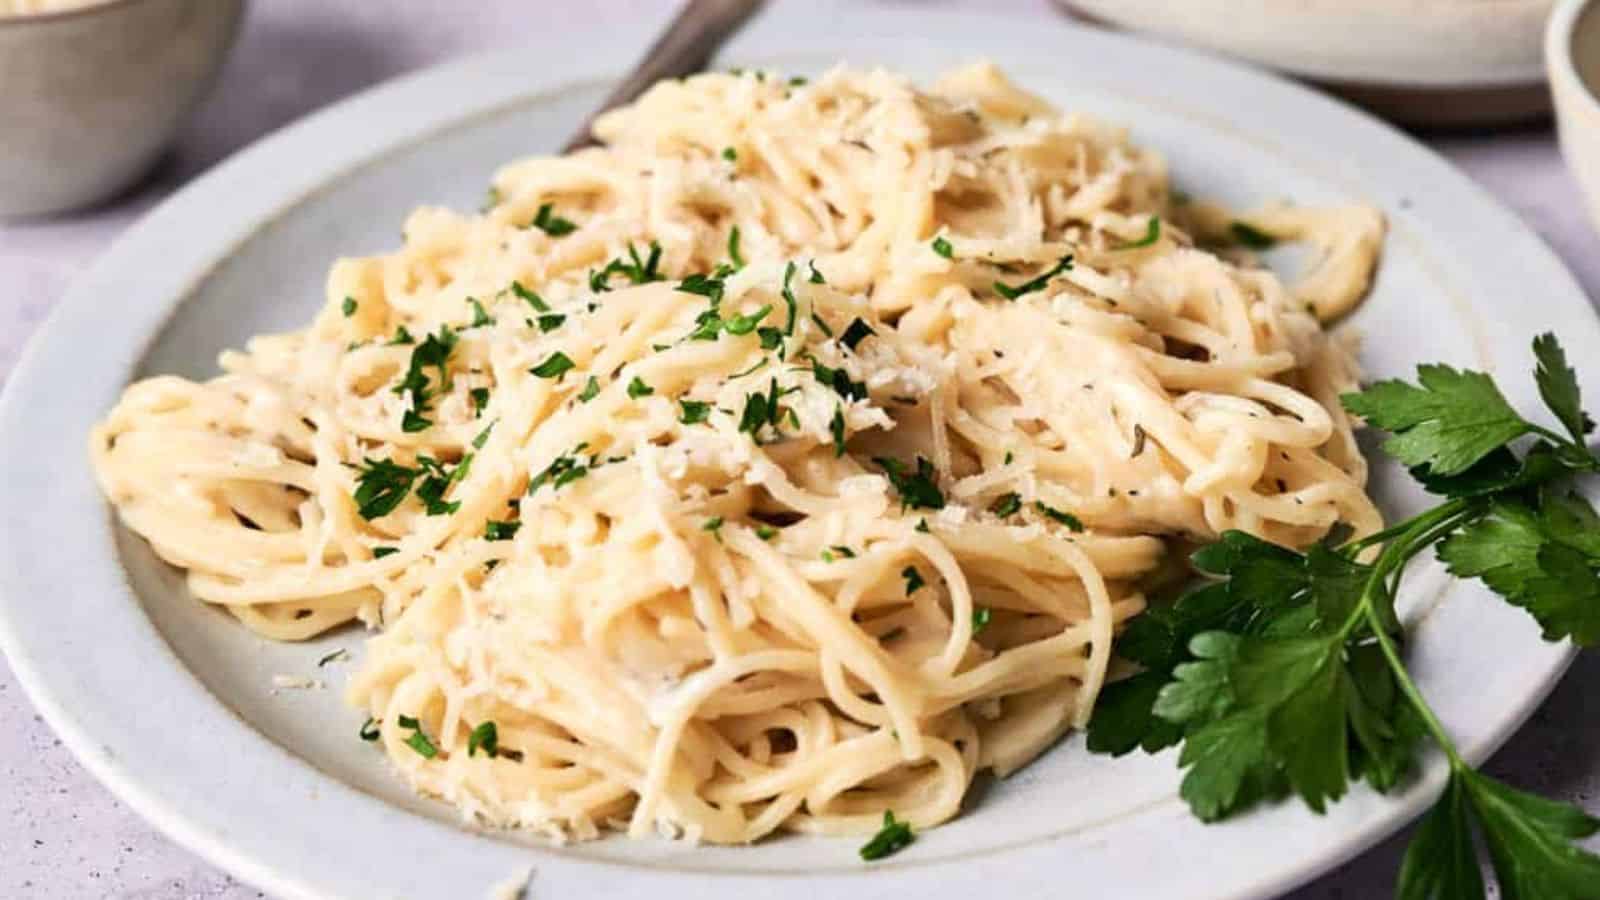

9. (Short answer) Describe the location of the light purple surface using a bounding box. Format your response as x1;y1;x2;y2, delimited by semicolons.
2;1;1598;897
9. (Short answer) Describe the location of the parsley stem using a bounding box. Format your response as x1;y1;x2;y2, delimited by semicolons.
1365;601;1466;769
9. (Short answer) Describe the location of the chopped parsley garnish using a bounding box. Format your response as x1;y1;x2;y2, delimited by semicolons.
874;456;945;510
1229;220;1278;249
729;356;769;379
756;524;778;541
721;146;737;163
931;236;954;259
679;399;712;424
1117;217;1161;250
469;387;490;417
780;261;799;333
341;296;358;317
994;254;1074;300
971;607;992;634
830;545;856;559
758;326;784;350
808;260;826;284
590;241;664;291
372;546;400;559
724;305;771;335
991;492;1022;518
915;518;930;534
727;226;746;269
471;422;494;449
414;454;471;516
830;406;847;457
1034;501;1084;531
812;359;867;401
859;811;914;861
737;378;795;441
527;446;591;494
397;715;439;759
702;516;724;541
467;721;499;758
481;186;502;212
902;565;925;595
353;458;421;520
627;376;654;399
392;326;458;432
841;318;875;351
529;351;575;379
358;717;381;741
317;648;347;667
484;519;520;541
789;75;808;87
511;280;549;312
536;313;565;332
529;202;577;237
677;272;726;303
401;410;432;434
388;325;415;346
468;297;494;328
810;313;834;338
577;375;601;403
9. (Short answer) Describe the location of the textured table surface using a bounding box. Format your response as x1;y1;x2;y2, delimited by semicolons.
3;1;1600;897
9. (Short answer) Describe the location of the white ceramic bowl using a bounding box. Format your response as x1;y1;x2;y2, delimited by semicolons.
1056;0;1555;126
0;0;246;219
1550;0;1600;236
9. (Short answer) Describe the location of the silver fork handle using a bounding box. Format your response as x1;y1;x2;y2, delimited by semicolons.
561;0;767;153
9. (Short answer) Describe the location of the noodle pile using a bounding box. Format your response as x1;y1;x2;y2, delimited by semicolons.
90;63;1383;844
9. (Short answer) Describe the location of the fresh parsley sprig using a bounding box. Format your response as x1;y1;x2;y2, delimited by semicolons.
1088;334;1600;898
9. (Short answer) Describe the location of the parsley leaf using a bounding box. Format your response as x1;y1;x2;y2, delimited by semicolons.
902;565;925;595
859;811;914;861
1342;363;1535;476
829;405;846;457
352;458;420;520
1438;492;1600;643
397;715;439;759
1229;221;1277;249
990;492;1022;518
993;254;1072;300
840;317;875;351
874;456;945;510
931;236;953;259
468;297;494;328
1534;332;1593;444
467;721;499;758
679;399;711;424
529;202;577;237
577;375;600;403
341;296;357;317
529;351;575;379
511;280;549;311
1116;217;1161;250
627;376;654;399
1033;501;1084;531
971;607;992;634
727;226;746;270
484;520;520;541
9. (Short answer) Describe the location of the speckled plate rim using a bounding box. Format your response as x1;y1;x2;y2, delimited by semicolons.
1;4;1596;899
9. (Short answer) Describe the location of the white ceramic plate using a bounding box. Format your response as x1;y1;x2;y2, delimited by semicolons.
3;4;1597;899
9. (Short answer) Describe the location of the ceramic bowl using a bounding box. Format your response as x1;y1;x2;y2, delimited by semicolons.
1055;0;1555;127
0;0;245;219
1550;0;1600;237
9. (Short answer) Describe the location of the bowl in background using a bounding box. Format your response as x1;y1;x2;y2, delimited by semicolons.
1056;0;1555;127
1550;0;1600;238
0;0;246;219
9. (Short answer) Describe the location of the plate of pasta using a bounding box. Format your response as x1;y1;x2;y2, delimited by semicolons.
3;3;1598;899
